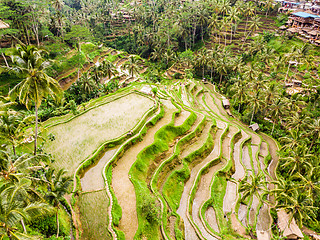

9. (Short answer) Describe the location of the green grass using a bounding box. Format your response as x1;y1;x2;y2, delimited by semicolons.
44;93;154;174
130;105;197;240
163;123;216;212
77;190;112;240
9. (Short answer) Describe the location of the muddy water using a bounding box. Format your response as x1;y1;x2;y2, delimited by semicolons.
223;131;248;213
251;145;260;175
174;111;191;126
112;103;176;240
249;195;260;226
191;129;225;239
242;146;252;173
176;123;214;240
205;207;220;233
238;204;248;227
181;87;191;107
81;149;117;192
180;123;212;159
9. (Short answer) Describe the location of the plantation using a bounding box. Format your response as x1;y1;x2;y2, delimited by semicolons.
1;0;320;239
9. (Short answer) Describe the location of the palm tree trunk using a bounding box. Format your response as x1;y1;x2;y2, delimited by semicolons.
34;105;38;155
12;145;16;156
56;210;60;238
284;63;290;82
250;104;256;125
21;219;27;233
1;52;9;67
238;103;241;112
271;121;275;135
202;66;205;78
219;73;223;86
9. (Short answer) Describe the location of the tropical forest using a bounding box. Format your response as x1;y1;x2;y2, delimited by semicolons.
0;0;320;239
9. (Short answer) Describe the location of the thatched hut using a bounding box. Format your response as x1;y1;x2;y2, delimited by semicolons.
249;123;259;132
222;99;230;109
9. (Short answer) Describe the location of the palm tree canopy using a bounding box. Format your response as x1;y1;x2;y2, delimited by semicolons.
7;45;63;109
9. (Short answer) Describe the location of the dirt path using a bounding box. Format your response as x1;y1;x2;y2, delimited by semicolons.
81;149;117;192
176;123;214;240
112;102;176;240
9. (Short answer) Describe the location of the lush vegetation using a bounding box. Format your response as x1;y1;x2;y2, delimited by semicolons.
0;0;320;239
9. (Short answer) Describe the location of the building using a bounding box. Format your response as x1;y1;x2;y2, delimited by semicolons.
0;19;9;29
249;123;260;132
222;99;230;109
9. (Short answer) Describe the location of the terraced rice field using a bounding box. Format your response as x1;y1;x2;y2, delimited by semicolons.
45;78;278;240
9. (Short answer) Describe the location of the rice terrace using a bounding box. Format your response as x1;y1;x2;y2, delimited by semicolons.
41;76;279;240
1;0;320;239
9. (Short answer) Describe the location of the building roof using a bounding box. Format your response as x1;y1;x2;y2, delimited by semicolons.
287;28;299;33
222;99;230;106
249;123;259;131
0;20;9;29
292;11;320;18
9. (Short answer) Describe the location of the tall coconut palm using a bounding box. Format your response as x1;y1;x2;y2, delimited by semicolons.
285;112;311;132
123;56;142;78
44;168;72;238
280;145;313;175
238;172;268;203
100;60;117;80
276;188;317;228
279;129;306;151
248;90;262;125
242;15;261;48
195;48;208;78
208;13;219;43
231;78;247;112
228;7;239;43
292;167;320;201
306;118;320;151
7;44;63;155
0;178;52;239
0;110;33;156
269;98;286;136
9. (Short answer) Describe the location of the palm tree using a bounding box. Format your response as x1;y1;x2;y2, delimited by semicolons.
228;7;239;43
242;15;261;48
248;90;262;125
279;129;306;151
231;78;247;112
100;60;117;80
268;99;286;136
0;150;48;183
197;8;208;43
195;48;208;79
305;118;320;151
0;110;33;156
44;168;72;238
208;13;219;43
243;2;256;37
0;178;52;239
7;44;62;156
220;17;230;47
123;56;142;78
239;172;268;202
292;167;320;201
216;50;231;86
285;112;311;132
276;188;317;228
280;145;313;175
80;71;92;92
219;0;231;18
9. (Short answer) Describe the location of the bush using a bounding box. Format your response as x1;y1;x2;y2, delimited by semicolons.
173;72;183;79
